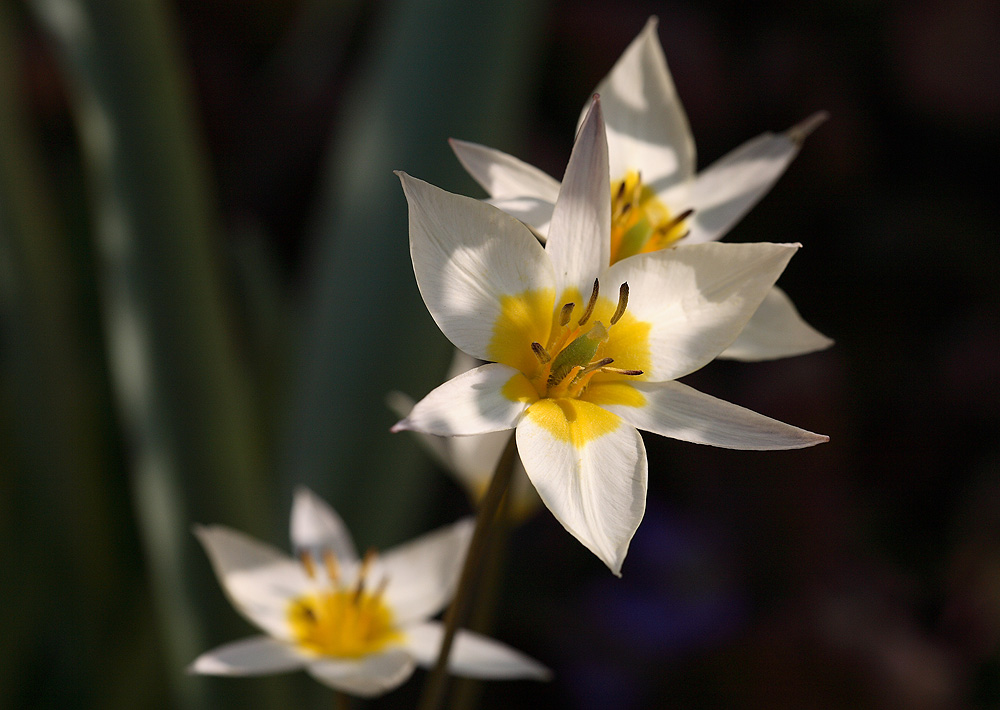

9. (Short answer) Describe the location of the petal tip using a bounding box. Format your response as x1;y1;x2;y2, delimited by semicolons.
786;111;829;144
390;419;411;434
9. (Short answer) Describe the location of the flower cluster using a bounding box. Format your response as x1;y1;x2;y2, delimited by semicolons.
192;16;829;701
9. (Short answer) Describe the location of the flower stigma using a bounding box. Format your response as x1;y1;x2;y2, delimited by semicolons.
610;170;692;264
528;279;643;400
287;548;401;658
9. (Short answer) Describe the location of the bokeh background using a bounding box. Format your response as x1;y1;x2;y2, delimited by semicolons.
2;0;997;708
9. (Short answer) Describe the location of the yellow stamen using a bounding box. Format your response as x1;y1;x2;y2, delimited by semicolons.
299;550;317;580
286;547;401;659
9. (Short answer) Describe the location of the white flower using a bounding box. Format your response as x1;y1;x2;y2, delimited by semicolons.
450;16;832;362
387;350;542;520
394;98;827;576
190;488;549;697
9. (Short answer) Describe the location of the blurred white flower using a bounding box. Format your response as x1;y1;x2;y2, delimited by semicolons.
191;488;549;696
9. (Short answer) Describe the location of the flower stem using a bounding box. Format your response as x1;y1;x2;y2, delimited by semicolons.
334;690;351;710
417;433;518;710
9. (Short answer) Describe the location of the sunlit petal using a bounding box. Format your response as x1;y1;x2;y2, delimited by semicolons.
663;129;801;244
604;242;799;381
397;172;555;359
547;97;611;294
405;622;551;680
189;636;305;676
306;650;415;697
391;363;533;436
380;518;474;625
589;16;694;192
290;487;358;565
449;138;561;202
516;400;647;576
719;286;833;360
194;525;309;640
603;379;828;449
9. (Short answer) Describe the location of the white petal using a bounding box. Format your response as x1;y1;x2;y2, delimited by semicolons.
190;636;305;676
289;487;358;565
604;241;799;381
194;525;309;640
665;130;800;244
306;650;415;697
449;138;561;203
405;622;551;680
603;380;828;449
380;518;474;625
719;286;833;360
589;17;695;192
391;363;532;437
487;196;554;236
385;390;454;469
516;400;647;576
546;97;611;295
397;172;555;359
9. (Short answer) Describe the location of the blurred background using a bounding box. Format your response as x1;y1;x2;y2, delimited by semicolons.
1;0;997;708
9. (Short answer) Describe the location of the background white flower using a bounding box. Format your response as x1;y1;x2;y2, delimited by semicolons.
191;488;549;697
451;16;832;362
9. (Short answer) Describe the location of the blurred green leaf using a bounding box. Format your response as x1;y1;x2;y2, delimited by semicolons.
282;0;549;548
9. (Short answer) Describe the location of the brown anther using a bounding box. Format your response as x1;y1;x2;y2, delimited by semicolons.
299;550;317;580
610;283;629;325
578;357;614;378
372;576;390;603
615;180;627;200
665;208;694;231
531;342;551;364
601;366;643;376
559;302;575;326
353;548;377;601
578;279;600;326
322;550;340;585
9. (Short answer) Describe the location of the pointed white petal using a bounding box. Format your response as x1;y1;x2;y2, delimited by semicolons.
719;286;833;360
604;242;799;381
380;518;474;625
449;138;561;203
391;363;533;437
405;622;551;680
306;650;415;697
664;128;806;244
516;400;647;576
397;172;555;359
589;17;695;192
385;390;454;469
290;488;358;565
603;380;828;449
190;636;305;676
487;196;554;236
547;97;611;294
194;525;309;640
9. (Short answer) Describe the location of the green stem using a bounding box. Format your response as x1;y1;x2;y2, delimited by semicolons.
417;434;518;710
448;484;513;710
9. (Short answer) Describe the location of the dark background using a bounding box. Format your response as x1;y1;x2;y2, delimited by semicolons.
2;0;997;708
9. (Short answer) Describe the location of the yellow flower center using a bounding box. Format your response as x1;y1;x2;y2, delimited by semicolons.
493;279;651;404
610;170;691;264
287;550;401;659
